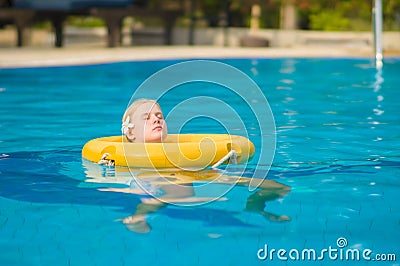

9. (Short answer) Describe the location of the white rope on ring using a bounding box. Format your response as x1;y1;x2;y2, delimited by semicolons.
211;150;237;169
98;153;115;166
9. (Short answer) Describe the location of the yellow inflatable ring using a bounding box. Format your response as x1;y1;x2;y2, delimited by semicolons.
82;134;255;168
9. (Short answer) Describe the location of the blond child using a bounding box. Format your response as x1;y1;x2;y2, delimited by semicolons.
121;99;168;143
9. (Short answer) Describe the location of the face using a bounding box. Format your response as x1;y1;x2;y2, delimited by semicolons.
128;102;168;143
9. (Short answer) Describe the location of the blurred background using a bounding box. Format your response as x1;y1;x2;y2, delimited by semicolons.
0;0;399;51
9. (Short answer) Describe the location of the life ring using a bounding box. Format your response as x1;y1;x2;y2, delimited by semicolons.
82;134;255;168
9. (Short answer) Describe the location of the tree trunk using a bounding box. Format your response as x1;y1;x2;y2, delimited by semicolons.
280;0;297;30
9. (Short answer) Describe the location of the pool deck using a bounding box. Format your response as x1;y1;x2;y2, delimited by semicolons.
0;45;398;68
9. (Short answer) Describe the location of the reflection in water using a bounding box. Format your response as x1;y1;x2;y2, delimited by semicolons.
279;59;297;74
276;62;298;168
370;67;385;142
83;161;291;234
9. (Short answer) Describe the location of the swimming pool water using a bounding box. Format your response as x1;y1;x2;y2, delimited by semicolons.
0;58;399;265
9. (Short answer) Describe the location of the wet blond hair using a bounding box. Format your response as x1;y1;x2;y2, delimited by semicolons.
122;98;160;124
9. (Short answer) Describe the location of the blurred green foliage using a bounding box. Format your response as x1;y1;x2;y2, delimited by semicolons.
294;0;400;30
62;0;400;31
200;0;400;30
309;11;350;31
66;16;105;28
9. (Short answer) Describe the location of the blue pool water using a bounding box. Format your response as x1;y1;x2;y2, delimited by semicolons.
0;58;399;265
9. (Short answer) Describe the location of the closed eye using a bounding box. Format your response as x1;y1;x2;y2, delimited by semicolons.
142;112;164;120
141;113;150;120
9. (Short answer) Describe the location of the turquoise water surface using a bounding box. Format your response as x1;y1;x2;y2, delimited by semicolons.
0;58;399;265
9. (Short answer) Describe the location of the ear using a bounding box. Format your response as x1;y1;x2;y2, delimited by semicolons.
126;128;136;142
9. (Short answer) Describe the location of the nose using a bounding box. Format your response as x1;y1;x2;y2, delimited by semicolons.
151;114;160;124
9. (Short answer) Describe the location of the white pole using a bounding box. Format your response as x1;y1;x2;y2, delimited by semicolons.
373;0;383;69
